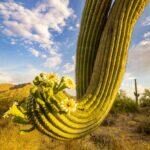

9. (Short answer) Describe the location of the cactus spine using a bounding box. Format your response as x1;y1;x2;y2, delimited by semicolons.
4;0;149;140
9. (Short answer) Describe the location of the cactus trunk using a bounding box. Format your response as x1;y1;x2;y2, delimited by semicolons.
4;0;149;140
33;0;148;140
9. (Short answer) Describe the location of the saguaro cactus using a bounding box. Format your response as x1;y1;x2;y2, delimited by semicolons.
4;0;149;140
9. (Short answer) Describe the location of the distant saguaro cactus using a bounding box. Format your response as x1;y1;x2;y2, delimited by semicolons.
4;0;149;140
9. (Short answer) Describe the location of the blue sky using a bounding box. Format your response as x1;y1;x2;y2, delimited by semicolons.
0;0;150;97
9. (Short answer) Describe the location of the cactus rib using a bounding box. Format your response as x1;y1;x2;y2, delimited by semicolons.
4;0;149;140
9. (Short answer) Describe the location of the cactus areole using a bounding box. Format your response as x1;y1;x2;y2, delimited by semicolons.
4;0;149;140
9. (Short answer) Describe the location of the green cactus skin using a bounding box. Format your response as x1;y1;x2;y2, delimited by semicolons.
76;0;112;98
4;0;149;140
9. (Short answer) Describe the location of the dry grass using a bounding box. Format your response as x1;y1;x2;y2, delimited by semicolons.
0;113;150;150
0;83;32;117
0;118;64;150
0;83;150;150
0;84;14;93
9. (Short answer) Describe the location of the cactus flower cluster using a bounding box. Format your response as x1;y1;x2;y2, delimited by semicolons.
3;73;77;132
30;73;76;113
3;0;149;140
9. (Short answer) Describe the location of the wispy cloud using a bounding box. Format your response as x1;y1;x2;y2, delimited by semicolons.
0;65;42;84
144;31;150;38
0;0;74;45
127;39;150;75
121;26;150;97
63;55;75;74
29;48;40;57
29;48;47;58
0;71;13;83
68;22;80;31
121;72;145;98
0;0;75;69
75;23;80;28
68;26;74;31
142;16;150;26
10;39;16;45
44;54;62;68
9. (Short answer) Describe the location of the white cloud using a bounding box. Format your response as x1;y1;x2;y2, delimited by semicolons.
127;39;150;75
28;48;48;58
0;0;74;45
123;72;135;81
0;65;42;84
62;38;75;48
120;29;150;98
144;31;150;38
44;55;62;68
121;72;135;92
63;55;75;73
76;23;80;28
10;39;16;45
41;54;47;58
68;26;74;31
120;34;150;98
0;0;74;68
29;48;40;57
0;72;13;83
121;72;145;98
142;16;150;26
68;22;80;31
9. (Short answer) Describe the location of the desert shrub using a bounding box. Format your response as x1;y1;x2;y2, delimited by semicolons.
90;133;126;150
101;116;116;126
140;89;150;107
0;100;13;117
137;119;150;135
111;90;138;114
0;118;10;128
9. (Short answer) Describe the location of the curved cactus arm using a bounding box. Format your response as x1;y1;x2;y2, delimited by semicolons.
4;0;149;140
76;0;112;98
20;126;36;135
